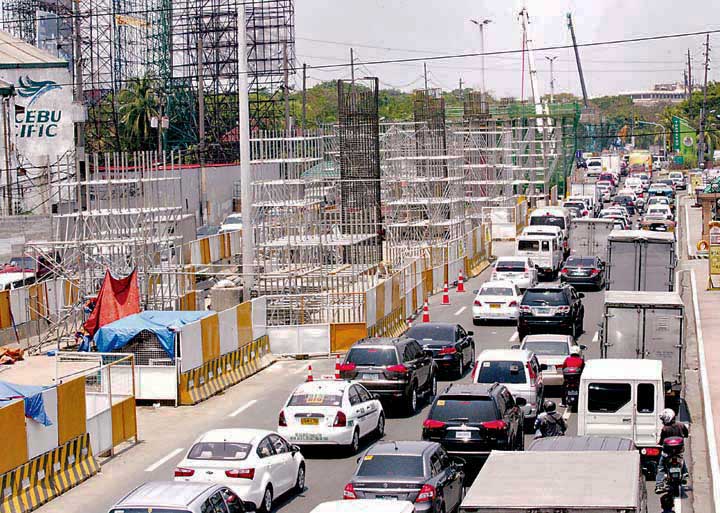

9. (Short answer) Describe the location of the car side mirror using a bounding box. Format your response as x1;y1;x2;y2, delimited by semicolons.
472;289;479;294
578;293;585;298
540;363;548;371
664;382;672;393
511;344;520;350
467;331;474;336
424;349;434;357
580;344;587;351
515;397;527;407
292;445;301;454
451;456;466;469
372;393;381;401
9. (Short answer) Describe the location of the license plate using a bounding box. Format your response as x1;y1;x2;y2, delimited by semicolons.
455;431;472;439
568;390;578;396
535;308;551;315
362;373;378;380
301;417;319;426
376;496;398;500
291;433;325;441
571;271;584;276
490;304;501;309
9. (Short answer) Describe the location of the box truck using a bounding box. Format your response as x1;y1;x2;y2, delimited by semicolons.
601;291;683;401
569;218;614;261
606;230;675;292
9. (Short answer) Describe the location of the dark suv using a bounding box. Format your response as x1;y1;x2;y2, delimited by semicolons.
406;323;475;379
344;441;464;513
340;337;437;413
422;383;524;474
518;285;585;340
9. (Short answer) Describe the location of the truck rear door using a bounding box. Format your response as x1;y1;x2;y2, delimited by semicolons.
639;241;675;292
603;306;642;359
643;307;683;386
607;240;640;291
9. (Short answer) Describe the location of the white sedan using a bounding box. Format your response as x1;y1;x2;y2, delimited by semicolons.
516;334;583;386
472;280;522;324
278;379;384;454
174;428;305;513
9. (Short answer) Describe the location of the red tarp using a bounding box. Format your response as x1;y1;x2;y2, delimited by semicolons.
83;268;140;338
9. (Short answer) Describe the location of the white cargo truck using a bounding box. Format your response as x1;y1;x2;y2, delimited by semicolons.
601;291;684;402
606;230;675;292
460;451;648;513
569;218;614;261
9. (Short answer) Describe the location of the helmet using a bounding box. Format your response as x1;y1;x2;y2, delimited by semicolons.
570;345;581;356
659;408;676;425
543;400;557;413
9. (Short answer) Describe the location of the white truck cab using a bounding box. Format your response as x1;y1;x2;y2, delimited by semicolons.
578;359;664;475
516;234;563;278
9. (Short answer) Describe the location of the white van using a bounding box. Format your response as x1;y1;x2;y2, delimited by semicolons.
528;207;572;256
516;234;563;278
521;225;563;251
577;359;664;474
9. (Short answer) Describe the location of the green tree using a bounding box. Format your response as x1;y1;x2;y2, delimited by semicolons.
117;75;159;150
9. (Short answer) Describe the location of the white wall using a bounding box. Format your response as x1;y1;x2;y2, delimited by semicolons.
25;387;59;459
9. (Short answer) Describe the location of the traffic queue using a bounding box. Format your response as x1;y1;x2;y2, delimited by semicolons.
106;162;688;513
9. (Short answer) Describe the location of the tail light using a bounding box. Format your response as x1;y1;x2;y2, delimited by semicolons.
590;269;600;276
641;447;661;457
628;201;634;206
438;347;457;355
471;362;479;381
519;305;532;313
225;468;255;479
338;363;356;372
278;410;287;427
174;467;195;477
333;410;347;427
473;299;482;306
481;420;508;430
508;300;518;307
526;362;536;379
560;268;568;274
343;483;357;500
416;484;436;503
556;305;571;314
422;419;447;429
387;364;408;374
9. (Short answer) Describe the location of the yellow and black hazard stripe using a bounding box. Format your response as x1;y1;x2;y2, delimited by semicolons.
178;335;273;405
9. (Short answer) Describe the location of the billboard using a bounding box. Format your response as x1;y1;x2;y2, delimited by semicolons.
672;116;697;167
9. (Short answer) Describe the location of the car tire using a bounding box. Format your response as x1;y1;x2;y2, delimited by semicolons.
468;347;475;370
455;355;464;379
406;384;418;415
375;413;385;438
349;428;360;454
294;464;306;493
259;485;273;513
427;374;437;401
472;319;481;326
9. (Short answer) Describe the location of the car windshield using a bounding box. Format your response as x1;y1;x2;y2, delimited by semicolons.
530;216;565;229
476;360;527;384
563;202;584;210
356;455;425;478
223;215;243;224
406;325;454;342
187;442;252;461
288;392;343;407
429;397;498;423
648;208;667;215
346;347;398;366
496;261;526;272
522;290;567;306
522;341;569;356
518;240;540;251
615;196;632;202
565;257;596;267
479;287;513;296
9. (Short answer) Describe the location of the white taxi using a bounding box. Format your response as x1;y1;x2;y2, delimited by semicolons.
278;379;385;454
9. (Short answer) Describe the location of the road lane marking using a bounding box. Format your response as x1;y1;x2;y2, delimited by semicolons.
145;448;184;472
229;399;258;418
454;306;466;316
508;331;519;343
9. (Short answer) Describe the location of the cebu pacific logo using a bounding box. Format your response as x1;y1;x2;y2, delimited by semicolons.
16;76;61;106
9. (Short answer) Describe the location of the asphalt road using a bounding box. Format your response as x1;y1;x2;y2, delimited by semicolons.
37;241;691;513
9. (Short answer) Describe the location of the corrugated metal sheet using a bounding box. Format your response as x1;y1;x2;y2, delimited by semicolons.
0;30;67;68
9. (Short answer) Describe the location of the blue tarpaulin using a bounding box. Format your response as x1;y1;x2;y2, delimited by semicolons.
92;310;212;359
0;381;52;426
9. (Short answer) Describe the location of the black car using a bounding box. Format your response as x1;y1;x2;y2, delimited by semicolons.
612;195;637;215
559;256;605;290
406;323;475;379
340;337;437;414
422;383;525;474
344;441;464;513
518;285;585;340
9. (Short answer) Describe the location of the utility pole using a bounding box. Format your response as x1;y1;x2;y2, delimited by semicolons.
684;70;689;99
283;41;290;134
545;56;558;104
72;0;86;211
424;62;428;91
687;49;693;99
350;48;355;83
301;63;307;132
470;18;491;99
197;36;206;224
698;34;710;168
566;12;588;108
458;77;463;101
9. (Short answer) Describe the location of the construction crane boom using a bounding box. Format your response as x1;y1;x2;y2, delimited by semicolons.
566;12;589;108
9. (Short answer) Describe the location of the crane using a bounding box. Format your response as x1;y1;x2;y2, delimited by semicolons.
566;12;589;108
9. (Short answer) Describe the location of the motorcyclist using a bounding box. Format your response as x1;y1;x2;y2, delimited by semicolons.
534;400;567;438
655;408;689;494
562;345;585;371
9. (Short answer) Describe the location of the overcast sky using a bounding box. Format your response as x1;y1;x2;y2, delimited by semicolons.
295;0;720;98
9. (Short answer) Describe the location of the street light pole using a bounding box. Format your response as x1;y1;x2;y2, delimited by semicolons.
470;18;492;99
636;120;667;158
545;56;557;104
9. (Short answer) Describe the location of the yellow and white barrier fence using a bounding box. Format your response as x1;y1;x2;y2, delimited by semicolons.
187;231;242;266
0;278;79;332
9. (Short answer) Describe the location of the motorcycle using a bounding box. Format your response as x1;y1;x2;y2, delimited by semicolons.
657;436;686;497
562;366;582;412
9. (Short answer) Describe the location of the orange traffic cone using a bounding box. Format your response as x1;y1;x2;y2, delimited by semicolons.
457;270;466;292
422;301;430;322
334;354;341;379
442;283;450;305
307;364;314;382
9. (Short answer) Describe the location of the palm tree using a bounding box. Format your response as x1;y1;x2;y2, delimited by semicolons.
117;75;159;150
